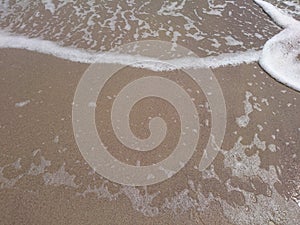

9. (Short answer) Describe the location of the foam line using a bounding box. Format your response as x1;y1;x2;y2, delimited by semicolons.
0;30;260;71
254;0;300;28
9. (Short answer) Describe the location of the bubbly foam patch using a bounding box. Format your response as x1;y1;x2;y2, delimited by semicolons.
260;27;300;91
254;0;300;92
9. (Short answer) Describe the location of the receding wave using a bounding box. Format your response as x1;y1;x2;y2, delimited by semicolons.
0;0;299;91
0;30;261;71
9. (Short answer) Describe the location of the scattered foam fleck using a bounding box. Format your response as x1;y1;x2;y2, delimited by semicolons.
28;156;51;176
11;158;22;170
225;35;243;46
53;135;59;144
41;0;56;14
236;91;253;128
0;166;23;189
43;164;78;188
268;144;277;152
15;100;30;107
121;186;160;217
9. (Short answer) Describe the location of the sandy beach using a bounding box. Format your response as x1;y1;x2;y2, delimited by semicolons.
1;0;300;224
0;48;299;224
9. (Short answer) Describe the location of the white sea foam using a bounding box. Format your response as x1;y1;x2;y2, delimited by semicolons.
0;30;261;71
254;0;299;28
15;100;30;107
224;35;243;46
41;0;56;14
43;164;78;188
254;0;300;92
203;0;227;16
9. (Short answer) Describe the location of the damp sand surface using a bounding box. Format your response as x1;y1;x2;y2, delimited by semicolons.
0;49;299;225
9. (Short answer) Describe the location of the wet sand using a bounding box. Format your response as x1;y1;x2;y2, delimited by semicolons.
0;48;299;224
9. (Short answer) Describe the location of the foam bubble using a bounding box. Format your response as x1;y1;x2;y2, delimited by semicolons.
15;100;30;107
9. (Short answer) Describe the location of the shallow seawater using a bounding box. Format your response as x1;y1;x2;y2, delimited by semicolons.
0;0;299;71
0;0;281;56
